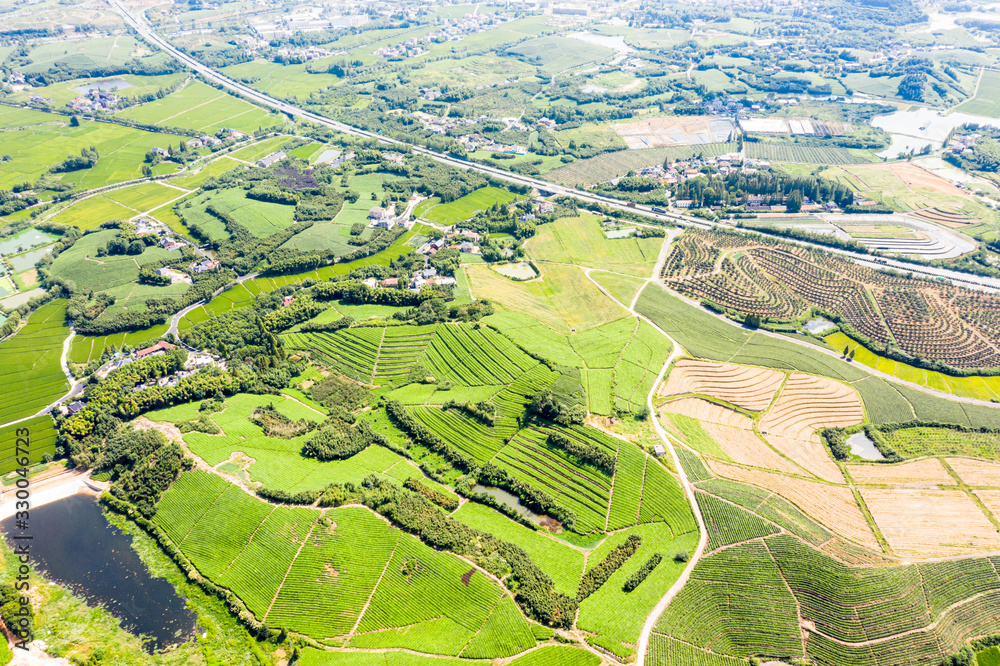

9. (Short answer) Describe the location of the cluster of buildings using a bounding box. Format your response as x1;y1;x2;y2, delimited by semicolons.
252;12;369;40
272;46;336;62
947;133;981;156
455;133;528;155
375;13;505;59
86;342;225;390
69;89;119;113
257;151;287;168
416;228;483;256
368;203;412;230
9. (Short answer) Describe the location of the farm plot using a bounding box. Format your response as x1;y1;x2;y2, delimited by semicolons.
0;109;183;192
494;426;614;533
453;501;584;596
661;227;1000;372
466;263;631;334
847;458;954;487
372;325;436;383
179;187;297;238
423;323;539;386
505;36;613;75
103;181;187;214
155;472;531;652
419;186;518;226
957;70;1000;118
708;460;879;549
120;80;283;134
577;522;698;660
410;406;509;464
881;427;1000;461
862;488;1000;557
653;540;803;660
284;328;382;383
0;416;57;475
146;393;406;493
660;359;785;411
49;195;138;231
48;229;179;293
744;142;877;165
526;212;662;278
0;300;70;424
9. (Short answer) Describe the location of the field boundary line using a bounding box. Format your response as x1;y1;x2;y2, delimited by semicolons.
348;541;400;637
178;480;233;546
263;512;322;622
764;538;809;656
218;504;276;576
156;92;227;125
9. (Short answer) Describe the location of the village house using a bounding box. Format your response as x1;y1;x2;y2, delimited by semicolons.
137;340;178;360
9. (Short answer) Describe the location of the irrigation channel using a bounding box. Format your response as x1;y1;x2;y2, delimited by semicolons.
0;494;197;652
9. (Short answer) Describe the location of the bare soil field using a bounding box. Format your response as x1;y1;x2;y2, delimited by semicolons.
659;358;785;411
861;487;1000;556
848;458;955;488
702;422;807;476
659;396;755;428
612;115;736;149
946;457;1000;487
708;459;880;548
764;434;845;484
759;373;865;441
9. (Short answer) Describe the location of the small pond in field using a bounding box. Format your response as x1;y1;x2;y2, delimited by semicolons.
0;494;197;652
8;246;52;272
0;228;57;257
471;484;560;529
75;78;131;94
493;262;537;280
846;432;884;461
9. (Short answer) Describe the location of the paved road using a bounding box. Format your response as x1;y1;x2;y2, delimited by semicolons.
112;0;1000;294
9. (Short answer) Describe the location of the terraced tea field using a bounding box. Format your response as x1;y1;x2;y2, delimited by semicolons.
661;228;1000;371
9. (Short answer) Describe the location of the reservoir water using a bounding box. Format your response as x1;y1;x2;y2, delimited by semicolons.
0;494;197;652
471;484;557;527
846;432;885;461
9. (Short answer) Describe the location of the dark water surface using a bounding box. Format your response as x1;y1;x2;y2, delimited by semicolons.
1;494;197;652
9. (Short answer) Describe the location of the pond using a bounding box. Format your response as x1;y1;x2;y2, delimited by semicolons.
871;107;1000;159
75;78;132;95
8;246;53;273
802;317;836;335
493;262;537;280
0;228;57;257
605;227;636;239
0;494;197;652
846;432;884;461
471;484;560;529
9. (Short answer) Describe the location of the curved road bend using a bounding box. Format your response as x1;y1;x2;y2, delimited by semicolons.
112;0;1000;294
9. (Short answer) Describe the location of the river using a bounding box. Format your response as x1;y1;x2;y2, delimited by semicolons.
0;494;197;652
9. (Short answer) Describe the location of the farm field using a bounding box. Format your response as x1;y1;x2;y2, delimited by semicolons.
120;80;284;134
743;142;877;164
0;415;57;474
660;228;1000;371
0;108;183;191
957;69;1000;117
221;61;340;100
505;36;614;75
153;470;533;652
824;330;1000;401
0;300;69;424
48;229;180;293
419;186;519;226
526;212;663;277
545;142;737;185
178;187;296;239
466;262;630;333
